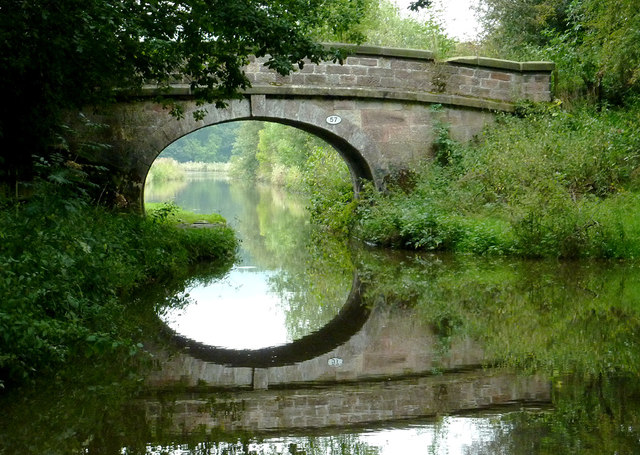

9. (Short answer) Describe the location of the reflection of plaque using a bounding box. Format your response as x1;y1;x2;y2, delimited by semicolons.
326;115;342;125
328;357;343;367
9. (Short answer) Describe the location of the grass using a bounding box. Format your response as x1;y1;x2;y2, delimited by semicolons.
180;161;230;173
145;201;226;224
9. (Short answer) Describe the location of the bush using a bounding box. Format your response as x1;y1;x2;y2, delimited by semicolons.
0;182;236;387
303;147;356;235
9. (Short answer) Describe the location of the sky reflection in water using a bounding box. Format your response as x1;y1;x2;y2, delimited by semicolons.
160;266;290;349
142;413;525;455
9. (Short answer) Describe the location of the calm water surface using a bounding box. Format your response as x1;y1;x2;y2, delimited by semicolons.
2;173;640;454
145;173;351;349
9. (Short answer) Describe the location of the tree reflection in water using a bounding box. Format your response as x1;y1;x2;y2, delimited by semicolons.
2;175;640;454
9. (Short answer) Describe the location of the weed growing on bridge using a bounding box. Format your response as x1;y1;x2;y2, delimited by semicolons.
355;102;640;258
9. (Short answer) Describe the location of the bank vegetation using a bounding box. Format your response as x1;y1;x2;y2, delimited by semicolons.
0;165;237;388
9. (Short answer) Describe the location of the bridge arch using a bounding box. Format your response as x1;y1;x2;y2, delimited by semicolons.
139;96;386;206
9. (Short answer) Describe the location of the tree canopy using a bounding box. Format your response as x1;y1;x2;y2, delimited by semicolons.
0;0;368;183
479;0;640;103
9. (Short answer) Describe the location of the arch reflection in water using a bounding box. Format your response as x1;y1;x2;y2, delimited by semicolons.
166;274;370;368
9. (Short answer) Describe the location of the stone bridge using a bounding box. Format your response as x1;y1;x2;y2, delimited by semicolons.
73;45;554;209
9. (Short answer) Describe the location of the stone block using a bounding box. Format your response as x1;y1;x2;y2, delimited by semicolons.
480;78;500;89
457;85;474;95
379;76;399;89
253;72;276;84
250;94;267;117
476;69;492;80
368;67;394;78
275;73;292;84
356;75;382;87
471;86;492;98
489;89;511;101
327;65;352;75
361;109;408;126
305;74;328;85
390;60;428;71
290;73;306;85
521;61;555;71
457;67;475;77
356;57;379;67
490;72;512;81
327;74;341;85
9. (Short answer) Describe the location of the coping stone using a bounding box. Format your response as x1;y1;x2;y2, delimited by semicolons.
323;43;435;61
447;56;555;72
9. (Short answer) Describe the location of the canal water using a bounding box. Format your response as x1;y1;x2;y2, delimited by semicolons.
2;173;640;454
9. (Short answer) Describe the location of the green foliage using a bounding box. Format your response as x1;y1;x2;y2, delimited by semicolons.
577;0;640;103
179;162;230;173
431;105;461;167
358;0;456;58
358;249;640;378
229;121;264;180
480;0;573;50
0;180;236;387
255;123;321;185
146;201;180;223
228;121;355;233
317;0;456;58
478;0;640;103
303;147;356;235
145;201;226;225
0;352;151;455
0;0;368;182
356;248;640;452
356;103;640;258
270;233;355;341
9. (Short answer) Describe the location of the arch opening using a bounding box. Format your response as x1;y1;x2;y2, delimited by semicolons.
142;116;375;204
144;118;359;353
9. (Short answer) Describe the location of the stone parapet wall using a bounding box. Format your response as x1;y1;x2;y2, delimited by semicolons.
242;45;554;106
446;57;553;103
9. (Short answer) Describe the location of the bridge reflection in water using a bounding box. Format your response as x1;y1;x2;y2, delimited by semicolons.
143;274;550;437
